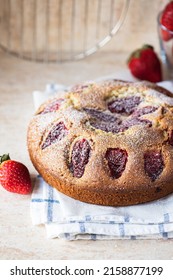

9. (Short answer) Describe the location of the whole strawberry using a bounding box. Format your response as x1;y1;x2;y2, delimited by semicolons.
160;1;173;41
0;154;32;194
127;45;162;83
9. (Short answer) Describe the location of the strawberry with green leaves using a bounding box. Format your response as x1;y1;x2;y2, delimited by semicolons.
0;154;32;194
127;45;162;83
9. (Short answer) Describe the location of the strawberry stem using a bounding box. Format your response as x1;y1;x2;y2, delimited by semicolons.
127;44;154;64
0;154;10;163
142;44;153;51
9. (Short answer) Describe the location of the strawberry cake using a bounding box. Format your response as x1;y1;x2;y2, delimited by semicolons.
27;80;173;206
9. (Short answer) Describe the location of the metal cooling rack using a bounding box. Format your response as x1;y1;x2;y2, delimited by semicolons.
0;0;130;62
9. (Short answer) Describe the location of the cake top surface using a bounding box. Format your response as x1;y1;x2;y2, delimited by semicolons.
34;79;173;139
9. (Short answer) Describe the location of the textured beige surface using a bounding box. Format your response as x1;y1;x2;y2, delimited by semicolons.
0;48;173;260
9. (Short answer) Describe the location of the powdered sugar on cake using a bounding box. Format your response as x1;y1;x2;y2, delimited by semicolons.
27;80;173;206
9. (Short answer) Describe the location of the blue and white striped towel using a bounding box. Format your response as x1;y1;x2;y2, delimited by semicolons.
30;80;173;240
31;176;173;240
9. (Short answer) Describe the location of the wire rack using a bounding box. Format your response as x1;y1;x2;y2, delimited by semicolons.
0;0;130;62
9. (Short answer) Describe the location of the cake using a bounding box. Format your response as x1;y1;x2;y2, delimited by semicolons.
27;80;173;206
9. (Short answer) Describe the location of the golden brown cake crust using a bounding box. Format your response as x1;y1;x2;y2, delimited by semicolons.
27;80;173;206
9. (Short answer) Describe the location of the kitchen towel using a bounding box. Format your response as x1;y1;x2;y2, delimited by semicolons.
31;175;173;240
31;79;173;240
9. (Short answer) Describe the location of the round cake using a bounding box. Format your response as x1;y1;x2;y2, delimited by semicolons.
27;80;173;206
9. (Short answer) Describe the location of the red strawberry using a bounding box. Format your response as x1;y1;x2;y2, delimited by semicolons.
160;1;173;41
161;29;172;42
127;45;162;83
0;154;32;194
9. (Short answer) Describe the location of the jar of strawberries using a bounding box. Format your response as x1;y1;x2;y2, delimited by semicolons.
158;1;173;79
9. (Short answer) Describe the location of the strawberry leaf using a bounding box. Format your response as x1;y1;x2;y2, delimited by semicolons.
0;154;10;164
